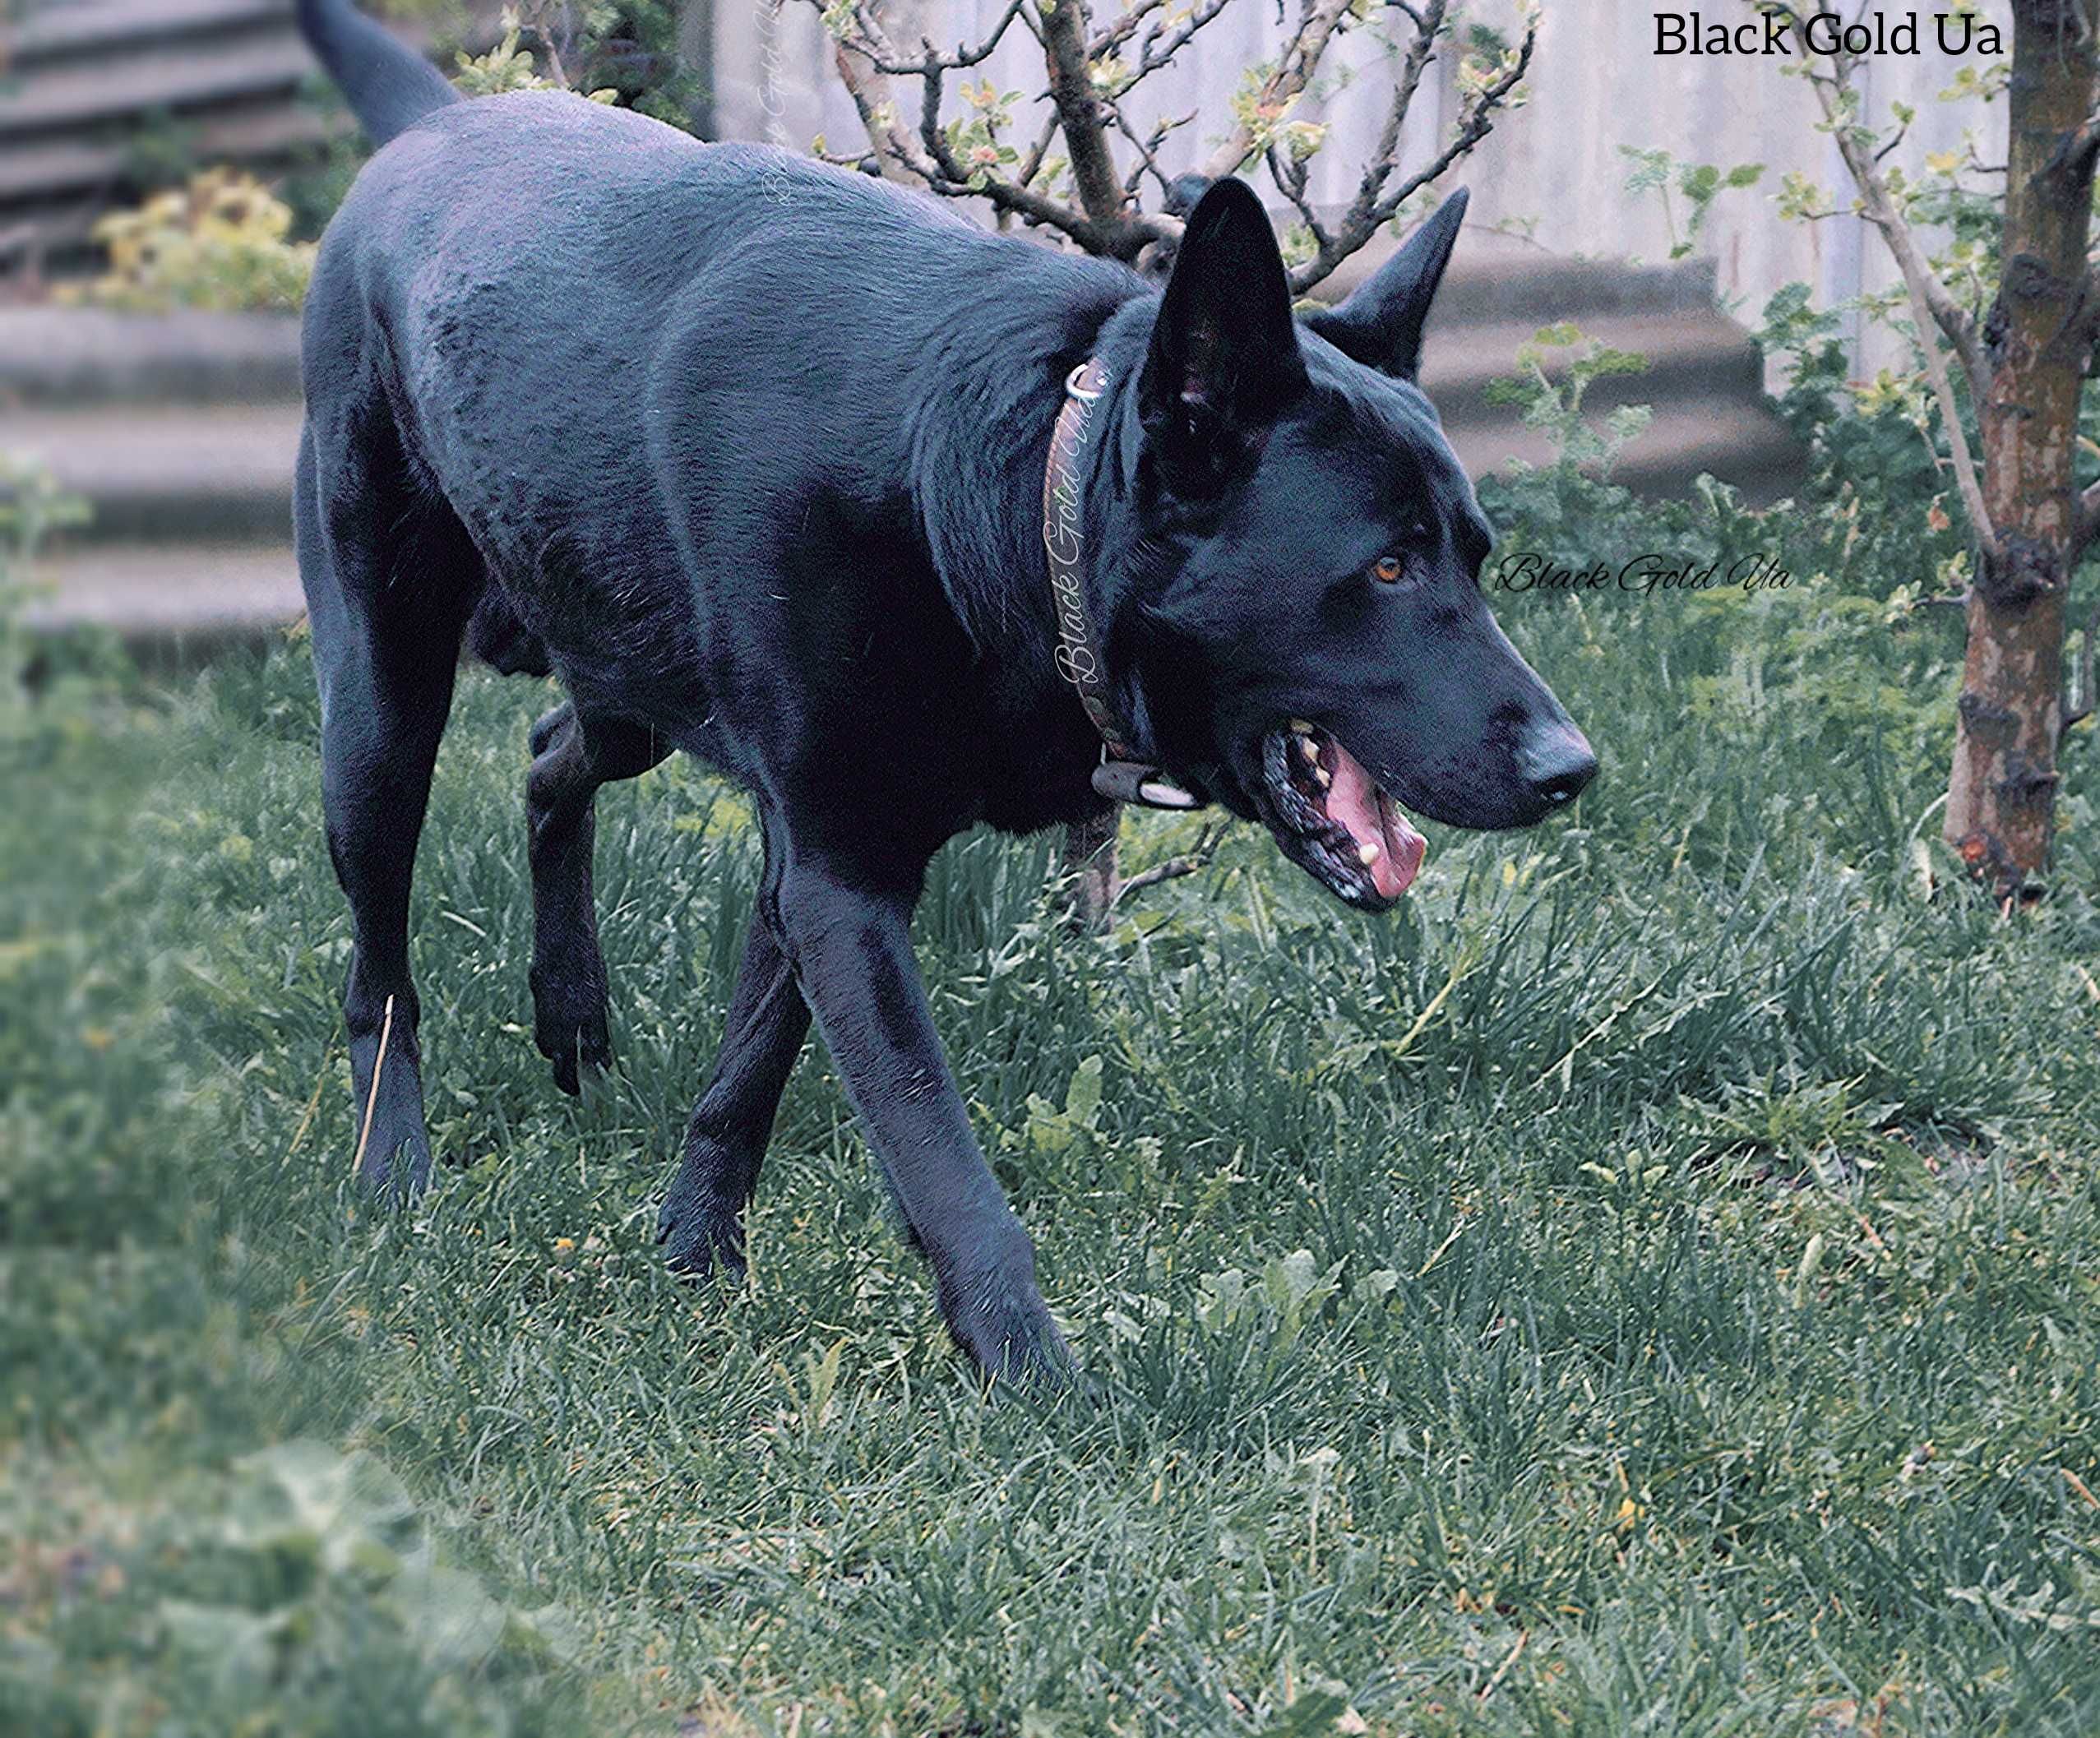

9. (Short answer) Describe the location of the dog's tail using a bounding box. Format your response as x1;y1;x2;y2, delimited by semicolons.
294;0;460;147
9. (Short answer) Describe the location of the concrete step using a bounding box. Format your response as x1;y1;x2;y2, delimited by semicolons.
0;105;343;207
14;403;1798;654
0;203;103;273
0;36;316;141
1316;227;1723;327
20;400;1797;654
0;0;488;277
13;387;1795;557
1450;397;1802;506
0;299;1765;418
6;0;294;72
11;403;302;543
1;317;1795;571
22;541;303;649
1423;307;1763;428
0;307;304;405
12;403;1806;654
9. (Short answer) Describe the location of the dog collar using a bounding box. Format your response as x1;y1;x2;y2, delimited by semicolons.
1042;358;1199;810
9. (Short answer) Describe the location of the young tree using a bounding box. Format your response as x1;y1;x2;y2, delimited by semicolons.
1778;0;2098;902
805;0;1536;920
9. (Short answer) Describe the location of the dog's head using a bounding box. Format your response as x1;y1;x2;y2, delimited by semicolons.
1101;179;1595;909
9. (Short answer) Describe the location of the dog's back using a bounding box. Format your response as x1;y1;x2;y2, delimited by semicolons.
304;88;1137;714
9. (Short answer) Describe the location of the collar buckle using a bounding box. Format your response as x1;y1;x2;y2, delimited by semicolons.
1092;758;1200;810
1064;362;1107;404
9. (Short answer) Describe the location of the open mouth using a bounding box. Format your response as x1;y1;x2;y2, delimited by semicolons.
1256;720;1427;908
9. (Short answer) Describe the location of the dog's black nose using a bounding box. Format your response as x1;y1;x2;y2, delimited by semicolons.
1519;723;1598;807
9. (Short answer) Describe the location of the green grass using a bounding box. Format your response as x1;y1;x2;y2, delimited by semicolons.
3;586;2098;1736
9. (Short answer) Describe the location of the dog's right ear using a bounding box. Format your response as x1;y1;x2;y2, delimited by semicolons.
1138;178;1307;499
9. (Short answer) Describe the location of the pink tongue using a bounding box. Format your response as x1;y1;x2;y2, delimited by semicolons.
1325;742;1427;899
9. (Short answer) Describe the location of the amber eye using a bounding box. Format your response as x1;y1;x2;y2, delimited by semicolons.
1371;554;1406;585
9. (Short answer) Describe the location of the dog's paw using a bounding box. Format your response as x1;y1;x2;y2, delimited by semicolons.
655;1188;748;1284
352;1110;433;1207
944;1273;1079;1399
540;1031;613;1099
530;971;613;1097
347;1039;434;1206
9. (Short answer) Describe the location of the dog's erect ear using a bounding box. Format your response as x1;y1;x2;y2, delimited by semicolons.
1302;187;1469;381
1138;178;1306;496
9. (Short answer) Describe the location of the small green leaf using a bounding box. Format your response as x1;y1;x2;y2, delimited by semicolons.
1065;1054;1104;1126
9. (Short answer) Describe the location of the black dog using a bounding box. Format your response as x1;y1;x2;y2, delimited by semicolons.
293;0;1595;1386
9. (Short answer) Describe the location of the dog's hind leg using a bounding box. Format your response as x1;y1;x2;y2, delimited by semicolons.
656;909;811;1279
297;423;477;1201
525;702;671;1093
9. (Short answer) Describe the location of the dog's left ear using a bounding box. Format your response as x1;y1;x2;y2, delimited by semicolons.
1302;187;1469;381
1138;178;1307;497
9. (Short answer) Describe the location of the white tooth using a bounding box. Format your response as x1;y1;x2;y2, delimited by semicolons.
1288;718;1315;734
1311;766;1330;788
1358;841;1380;867
1297;736;1321;764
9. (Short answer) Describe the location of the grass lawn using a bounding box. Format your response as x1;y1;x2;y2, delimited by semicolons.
3;589;2098;1736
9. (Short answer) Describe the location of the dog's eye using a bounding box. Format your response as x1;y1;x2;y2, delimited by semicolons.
1371;554;1407;585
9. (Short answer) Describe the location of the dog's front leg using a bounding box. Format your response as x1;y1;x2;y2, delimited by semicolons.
776;857;1071;1391
656;911;810;1278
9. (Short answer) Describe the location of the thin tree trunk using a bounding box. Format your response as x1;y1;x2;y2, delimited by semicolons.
1061;812;1119;933
1947;0;2098;899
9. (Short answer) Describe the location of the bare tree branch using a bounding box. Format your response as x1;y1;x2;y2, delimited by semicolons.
830;40;939;179
1291;0;1538;292
1123;0;1237;79
1266;141;1334;258
816;0;1532;318
1316;0;1445;260
1111;822;1229;908
1115;104;1189;203
826;0;1181;256
850;0;1034;76
1089;0;1169;57
1040;0;1129;230
1016;109;1063;189
1192;0;1356;184
829;31;1149;252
